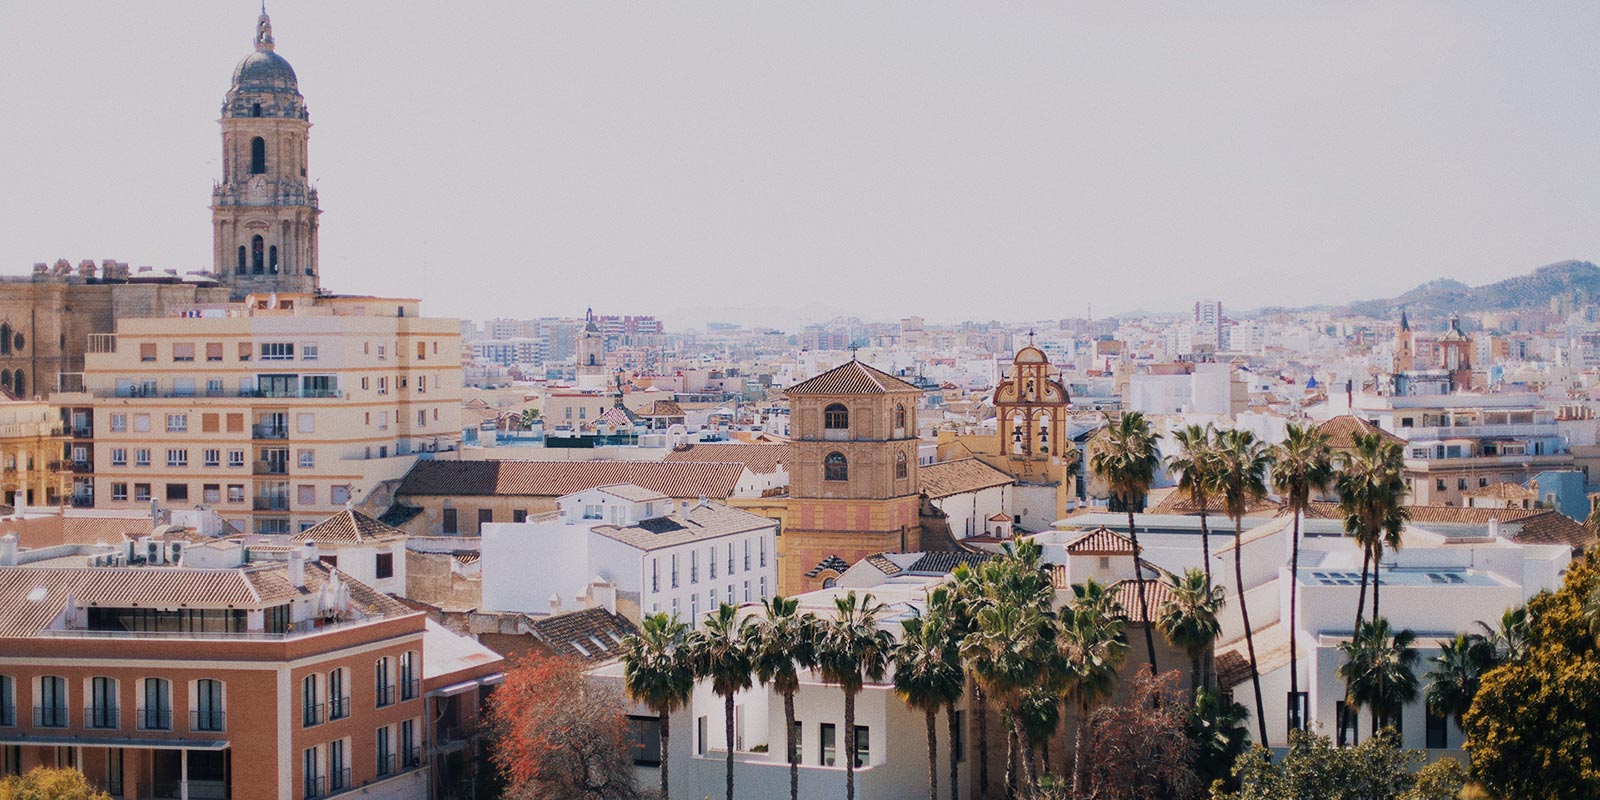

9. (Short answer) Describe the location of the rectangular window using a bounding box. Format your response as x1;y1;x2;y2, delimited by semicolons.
206;342;223;361
204;449;221;467
134;449;151;467
111;448;127;467
303;747;321;798
139;342;156;362
691;551;699;583
303;674;322;727
228;450;245;468
110;414;127;432
167;449;188;467
854;725;870;767
375;658;394;707
743;580;750;603
227;484;244;503
201;413;219;433
697;716;708;756
710;546;718;579
759;576;766;598
302;342;319;361
1336;701;1358;747
329;739;347;791
166;414;187;433
442;508;458;534
165;483;188;502
238;342;252;361
820;723;836;767
744;540;751;571
791;720;803;762
298;449;314;469
759;536;766;567
172;343;195;362
141;678;171;730
226;413;244;433
203;484;220;504
513;509;527;523
133;414;150;433
111;483;128;502
376;726;392;775
728;543;735;574
953;711;965;761
106;748;123;794
90;677;118;729
478;508;493;529
671;554;679;588
1426;710;1448;749
134;484;151;502
376;552;394;580
298;485;316;506
629;715;663;766
261;342;295;360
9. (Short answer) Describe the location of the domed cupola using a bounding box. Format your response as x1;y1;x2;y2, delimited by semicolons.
223;10;308;120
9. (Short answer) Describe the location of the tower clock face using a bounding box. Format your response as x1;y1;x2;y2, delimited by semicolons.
247;175;268;201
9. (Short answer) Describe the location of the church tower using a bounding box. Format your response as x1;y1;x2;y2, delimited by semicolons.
1393;310;1415;373
575;309;609;389
780;360;923;592
212;10;321;300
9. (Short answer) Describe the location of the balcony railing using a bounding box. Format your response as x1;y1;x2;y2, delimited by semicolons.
138;708;172;731
376;685;396;708
69;460;92;473
303;702;324;728
69;495;95;508
303;776;326;800
191;709;226;732
85;705;120;729
71;426;93;438
0;703;14;727
252;424;289;440
252;495;291;511
327;767;351;793
403;746;423;769
1398;422;1557;441
252;461;289;476
400;678;420;701
105;387;344;400
376;753;396;777
34;705;68;728
328;696;350;721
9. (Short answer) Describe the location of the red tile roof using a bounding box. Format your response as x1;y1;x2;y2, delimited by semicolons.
919;458;1015;500
1064;527;1139;555
1110;578;1175;624
663;443;787;474
292;509;406;544
397;460;747;500
1317;415;1403;450
785;361;922;396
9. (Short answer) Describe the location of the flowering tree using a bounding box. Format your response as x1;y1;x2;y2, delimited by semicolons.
1077;671;1201;800
488;653;642;800
0;769;113;800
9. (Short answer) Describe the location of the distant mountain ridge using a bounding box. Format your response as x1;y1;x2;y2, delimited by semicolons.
1339;260;1600;318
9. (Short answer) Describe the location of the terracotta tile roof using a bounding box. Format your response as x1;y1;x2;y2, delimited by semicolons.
588;502;776;551
864;554;903;575
638;400;686;417
919;458;1015;500
397;460;746;500
1;515;153;550
1216;622;1291;691
1303;501;1540;524
1109;578;1176;624
1317;415;1403;450
1464;482;1536;501
596;484;671;503
1505;510;1594;549
784;361;922;396
1064;527;1139;555
526;607;639;662
292;510;406;544
663;443;787;474
1147;491;1278;517
905;551;994;575
805;554;851;577
451;551;481;565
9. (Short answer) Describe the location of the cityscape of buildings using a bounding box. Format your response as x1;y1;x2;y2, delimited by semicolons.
1;8;1597;800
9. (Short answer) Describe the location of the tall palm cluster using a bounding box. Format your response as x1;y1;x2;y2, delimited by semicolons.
619;540;1238;800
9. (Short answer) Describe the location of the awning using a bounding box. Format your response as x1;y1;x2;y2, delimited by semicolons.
0;734;230;751
426;672;505;699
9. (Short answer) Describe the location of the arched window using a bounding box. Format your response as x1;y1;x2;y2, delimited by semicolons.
268;245;279;274
142;677;172;730
0;324;10;355
894;403;906;430
194;678;225;732
824;403;849;430
12;373;22;398
824;452;848;482
13;333;22;351
251;236;265;274
821;576;839;589
237;246;247;274
895;452;908;480
250;137;267;174
1;370;11;390
251;102;262;118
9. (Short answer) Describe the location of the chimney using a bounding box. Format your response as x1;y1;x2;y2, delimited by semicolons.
302;540;320;564
288;549;306;589
548;593;563;614
1488;518;1501;540
0;534;17;566
12;491;25;517
588;578;617;614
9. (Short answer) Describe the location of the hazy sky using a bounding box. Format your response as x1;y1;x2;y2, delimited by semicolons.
3;3;1599;329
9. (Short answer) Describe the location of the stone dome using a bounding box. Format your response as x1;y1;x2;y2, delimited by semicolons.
230;49;299;95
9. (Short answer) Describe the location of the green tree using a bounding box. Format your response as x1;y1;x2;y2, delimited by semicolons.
687;603;755;800
749;595;818;800
1464;550;1600;799
1271;421;1334;732
949;563;993;800
1217;728;1442;800
1335;431;1409;631
1018;684;1063;782
1169;423;1221;590
619;612;694;800
1476;605;1531;665
519;407;540;429
815;591;895;800
892;587;967;800
1060;580;1129;797
1158;567;1226;700
1187;688;1249;792
963;602;1056;796
1424;632;1494;730
1213;427;1274;745
1089;410;1164;675
0;768;113;800
1337;616;1419;733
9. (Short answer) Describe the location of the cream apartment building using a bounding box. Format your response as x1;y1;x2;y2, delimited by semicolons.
55;293;461;534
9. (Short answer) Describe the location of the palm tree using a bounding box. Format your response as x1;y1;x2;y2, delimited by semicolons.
1157;567;1225;700
620;612;694;800
892;588;966;800
1336;431;1410;632
1169;423;1220;590
962;602;1056;797
1585;583;1600;647
1017;685;1062;781
1424;633;1494;731
1089;410;1164;674
815;591;895;800
1213;427;1273;745
1476;606;1531;665
518;407;540;429
1187;689;1250;790
948;564;991;800
750;596;818;800
1337;616;1420;733
687;603;755;800
1059;587;1128;797
1271;422;1334;733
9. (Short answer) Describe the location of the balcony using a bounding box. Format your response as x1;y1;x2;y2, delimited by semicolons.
303;702;325;728
86;705;120;729
138;708;172;731
403;746;422;769
328;767;351;793
69;495;95;508
328;696;350;721
252;461;289;476
400;678;420;702
303;776;326;800
376;753;397;777
376;684;396;708
191;709;226;732
33;705;68;728
0;703;13;727
69;460;93;473
1398;422;1557;442
253;496;290;511
72;425;93;438
252;424;289;440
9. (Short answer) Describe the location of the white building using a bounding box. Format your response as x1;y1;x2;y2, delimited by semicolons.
480;484;778;626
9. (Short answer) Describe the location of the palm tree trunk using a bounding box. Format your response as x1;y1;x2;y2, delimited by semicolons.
1372;542;1383;622
659;707;672;800
947;703;961;800
1040;737;1050;780
1288;507;1302;734
1199;508;1213;592
1017;717;1037;791
1236;517;1269;745
1004;720;1018;800
1127;507;1160;675
785;689;799;800
1354;541;1371;632
845;688;857;800
1071;701;1087;799
1190;654;1202;701
724;692;736;800
925;707;939;800
976;686;989;800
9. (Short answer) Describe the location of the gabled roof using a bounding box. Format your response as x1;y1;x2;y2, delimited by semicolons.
1109;577;1175;624
663;443;786;474
1217;622;1291;690
588;502;776;551
1316;415;1403;450
806;554;851;577
525;607;639;662
292;509;406;544
594;484;670;503
1464;482;1536;501
638;400;686;418
1064;527;1139;555
1504;510;1593;550
905;551;994;575
397;460;747;500
919;458;1015;500
785;361;922;396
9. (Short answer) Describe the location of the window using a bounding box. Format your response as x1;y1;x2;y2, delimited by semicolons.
759;576;766;598
298;485;315;505
743;580;750;602
709;547;717;579
303;747;322;799
141;678;171;730
303;674;322;727
203;484;220;504
166;483;188;502
854;725;870;767
228;450;245;468
728;543;735;574
894;403;907;429
478;508;493;529
194;679;224;732
375;657;395;707
110;414;127;432
820;723;836;766
1458;478;1468;491
629;716;663;766
106;748;122;795
226;413;244;433
331;485;351;506
442;508;458;534
691;550;699;583
135;448;151;467
329;739;348;792
134;484;151;502
953;710;965;760
133;413;151;432
89;677;118;729
139;342;156;362
895;452;908;479
111;448;127;467
250;136;266;174
759;536;766;567
237;342;252;361
513;509;528;523
697;716;708;756
1425;709;1448;749
172;343;195;362
824;403;849;430
204;449;221;467
302;342;319;360
1435;478;1447;492
671;554;679;588
373;552;395;580
37;676;67;727
328;669;348;720
111;483;128;502
791;720;803;762
825;452;848;481
743;540;751;571
206;342;223;361
227;484;244;503
376;726;393;775
1336;701;1358;747
298;449;315;469
1287;691;1308;734
261;342;295;361
167;449;188;467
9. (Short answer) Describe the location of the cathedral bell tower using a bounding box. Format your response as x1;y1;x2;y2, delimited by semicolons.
212;9;321;299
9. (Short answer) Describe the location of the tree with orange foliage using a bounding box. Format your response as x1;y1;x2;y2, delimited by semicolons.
488;653;642;800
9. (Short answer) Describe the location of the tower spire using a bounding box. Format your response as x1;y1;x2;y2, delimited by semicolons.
256;7;275;52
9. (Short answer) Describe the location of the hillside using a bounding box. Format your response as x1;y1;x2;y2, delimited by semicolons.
1341;260;1600;318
